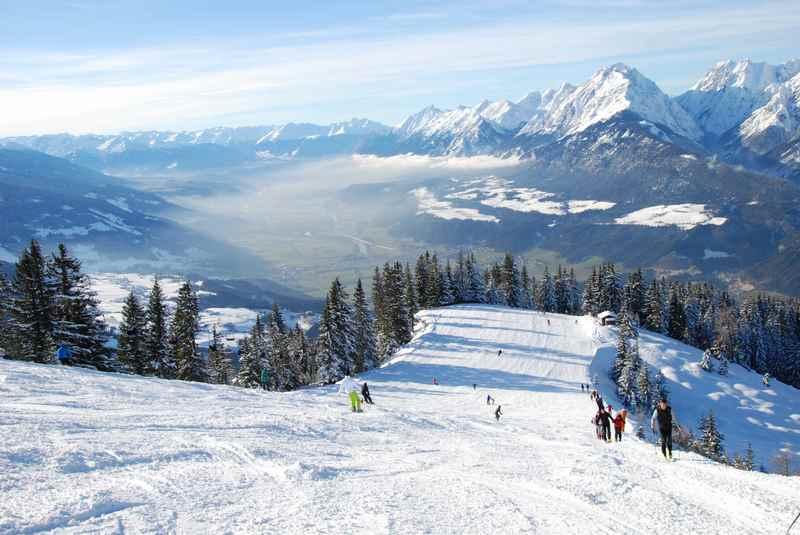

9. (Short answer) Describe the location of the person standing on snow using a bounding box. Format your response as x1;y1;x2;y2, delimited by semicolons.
349;390;362;413
260;368;269;390
598;409;612;442
495;405;503;421
486;394;494;406
56;345;72;366
613;412;625;442
361;382;374;405
497;349;503;358
651;398;678;459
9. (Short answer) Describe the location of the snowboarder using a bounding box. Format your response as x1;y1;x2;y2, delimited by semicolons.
613;412;625;442
486;394;494;406
361;382;374;405
497;349;502;358
651;398;678;459
495;405;503;421
260;368;269;390
349;390;362;413
55;345;72;366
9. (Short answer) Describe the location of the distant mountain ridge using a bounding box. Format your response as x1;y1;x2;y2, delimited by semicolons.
4;58;800;180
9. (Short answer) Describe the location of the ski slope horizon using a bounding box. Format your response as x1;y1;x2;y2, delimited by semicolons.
1;304;799;534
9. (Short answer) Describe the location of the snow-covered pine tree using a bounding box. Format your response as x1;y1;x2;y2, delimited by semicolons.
353;279;378;373
554;265;568;314
404;264;417;329
439;261;455;306
234;317;264;388
9;240;54;363
717;356;729;376
699;349;715;372
582;267;599;316
145;277;171;377
623;268;645;323
117;290;148;374
636;355;652;412
653;370;669;406
539;266;555;312
612;326;628;383
48;244;110;369
317;278;356;383
289;324;316;385
0;273;11;353
601;263;621;312
644;279;665;333
501;253;520;308
520;264;532;309
170;281;207;383
266;304;293;390
568;268;581;315
698;410;725;462
208;325;234;385
743;443;755;471
465;252;485;304
667;285;686;341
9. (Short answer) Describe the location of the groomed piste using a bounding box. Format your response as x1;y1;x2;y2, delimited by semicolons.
1;304;798;534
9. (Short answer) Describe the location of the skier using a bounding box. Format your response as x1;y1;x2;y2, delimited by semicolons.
473;383;477;390
581;384;585;393
361;382;374;405
762;373;771;387
651;398;678;459
432;377;438;386
497;349;503;358
260;368;269;390
547;319;551;326
55;345;72;366
486;394;494;406
495;405;503;421
613;412;625;442
595;393;605;413
598;409;612;442
349;390;362;413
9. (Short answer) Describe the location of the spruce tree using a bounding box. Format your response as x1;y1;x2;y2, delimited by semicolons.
317;278;356;383
48;244;110;368
234;317;264;388
353;279;378;373
0;273;11;354
145;277;171;377
171;281;207;382
636;357;652;411
9;240;54;363
208;325;234;385
644;279;665;333
501;253;520;308
117;290;148;374
667;286;687;341
653;370;669;406
698;410;725;461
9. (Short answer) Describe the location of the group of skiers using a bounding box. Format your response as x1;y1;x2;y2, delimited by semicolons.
589;385;679;460
590;390;626;442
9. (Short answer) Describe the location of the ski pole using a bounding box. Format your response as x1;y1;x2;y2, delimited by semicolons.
788;510;800;534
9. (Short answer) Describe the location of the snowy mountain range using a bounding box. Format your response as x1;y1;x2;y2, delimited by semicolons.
4;58;800;179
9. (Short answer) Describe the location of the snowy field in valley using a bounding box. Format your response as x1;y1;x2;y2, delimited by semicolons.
1;305;799;534
89;273;315;347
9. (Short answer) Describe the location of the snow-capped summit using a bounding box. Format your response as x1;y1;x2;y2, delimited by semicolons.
396;105;446;136
677;59;800;136
326;118;391;137
691;58;800;93
737;73;800;154
519;63;701;140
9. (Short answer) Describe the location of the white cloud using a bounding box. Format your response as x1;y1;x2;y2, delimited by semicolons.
2;1;799;135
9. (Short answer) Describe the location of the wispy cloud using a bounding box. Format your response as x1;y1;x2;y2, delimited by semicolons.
2;0;798;135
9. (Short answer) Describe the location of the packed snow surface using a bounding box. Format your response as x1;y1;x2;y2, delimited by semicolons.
2;305;799;534
613;204;727;230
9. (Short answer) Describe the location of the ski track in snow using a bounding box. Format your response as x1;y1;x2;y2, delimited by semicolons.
1;305;799;534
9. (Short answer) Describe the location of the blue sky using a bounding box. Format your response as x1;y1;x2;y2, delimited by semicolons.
1;0;799;136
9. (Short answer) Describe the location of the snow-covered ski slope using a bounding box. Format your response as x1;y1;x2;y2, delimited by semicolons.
1;305;799;534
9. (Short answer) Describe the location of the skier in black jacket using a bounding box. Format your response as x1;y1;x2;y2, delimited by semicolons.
651;398;679;459
361;382;374;405
598;409;612;442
